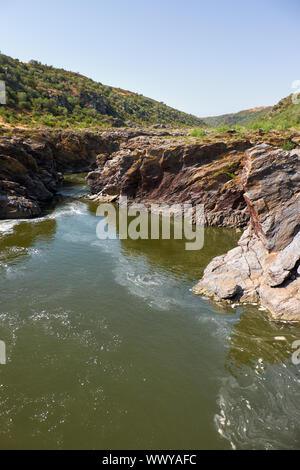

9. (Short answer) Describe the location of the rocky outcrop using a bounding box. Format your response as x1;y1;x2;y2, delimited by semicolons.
193;144;300;321
2;126;297;223
87;136;253;227
0;136;61;218
0;128;180;218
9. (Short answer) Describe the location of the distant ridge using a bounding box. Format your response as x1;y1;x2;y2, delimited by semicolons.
204;94;300;130
203;106;271;127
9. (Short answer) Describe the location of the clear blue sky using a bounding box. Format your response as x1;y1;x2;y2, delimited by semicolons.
1;0;299;117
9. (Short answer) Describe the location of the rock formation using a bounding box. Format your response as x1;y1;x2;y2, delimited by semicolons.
1;126;296;224
0;135;61;218
193;144;300;321
0;128;178;218
87;135;253;227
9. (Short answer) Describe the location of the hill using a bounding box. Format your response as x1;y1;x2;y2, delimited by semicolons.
254;94;300;130
203;106;270;127
0;54;205;129
203;95;300;131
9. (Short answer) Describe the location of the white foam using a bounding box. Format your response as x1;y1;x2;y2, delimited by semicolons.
48;202;86;219
0;220;19;235
0;202;87;238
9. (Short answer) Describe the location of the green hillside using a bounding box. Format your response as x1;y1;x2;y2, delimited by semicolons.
204;95;300;131
251;94;300;130
203;106;270;127
0;54;205;129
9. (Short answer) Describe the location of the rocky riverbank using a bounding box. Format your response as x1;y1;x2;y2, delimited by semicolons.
86;130;300;320
86;129;300;229
87;134;252;227
0;126;273;223
0;127;182;218
193;144;300;321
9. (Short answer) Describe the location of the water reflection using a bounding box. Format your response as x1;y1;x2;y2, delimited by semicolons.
87;201;240;280
120;227;240;281
59;173;88;198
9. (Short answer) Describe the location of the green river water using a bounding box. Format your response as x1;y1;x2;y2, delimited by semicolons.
0;175;299;450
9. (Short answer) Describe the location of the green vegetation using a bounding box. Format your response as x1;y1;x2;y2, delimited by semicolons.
205;95;300;132
246;121;274;132
258;95;300;130
246;97;300;131
204;107;270;127
215;125;230;133
1;52;299;134
224;171;236;179
281;139;297;151
190;128;206;137
0;53;205;129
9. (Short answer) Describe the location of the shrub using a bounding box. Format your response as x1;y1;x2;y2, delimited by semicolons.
247;121;274;132
190;128;206;137
276;120;293;130
281;140;296;151
215;125;230;133
225;171;236;179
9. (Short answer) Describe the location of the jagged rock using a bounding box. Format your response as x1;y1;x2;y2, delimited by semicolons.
0;194;41;218
0;127;180;219
194;144;300;321
266;231;300;286
87;136;254;228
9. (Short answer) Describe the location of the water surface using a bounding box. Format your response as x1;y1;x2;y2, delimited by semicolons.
0;177;299;450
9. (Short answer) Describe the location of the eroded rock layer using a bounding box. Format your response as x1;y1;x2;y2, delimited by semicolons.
193;144;300;321
0;128;176;218
87;135;253;227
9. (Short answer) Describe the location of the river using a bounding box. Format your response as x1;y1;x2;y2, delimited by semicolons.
0;175;299;450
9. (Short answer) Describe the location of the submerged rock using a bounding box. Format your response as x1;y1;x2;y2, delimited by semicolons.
193;144;300;321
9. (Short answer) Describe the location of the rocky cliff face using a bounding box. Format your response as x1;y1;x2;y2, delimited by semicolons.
87;135;253;227
0;128;178;218
0;135;60;218
193;144;300;321
1;126;296;224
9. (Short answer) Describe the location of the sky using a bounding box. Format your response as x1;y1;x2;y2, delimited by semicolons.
0;0;299;117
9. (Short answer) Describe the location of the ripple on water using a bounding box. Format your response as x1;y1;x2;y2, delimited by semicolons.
113;254;190;311
0;202;86;236
48;202;87;219
215;362;300;450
